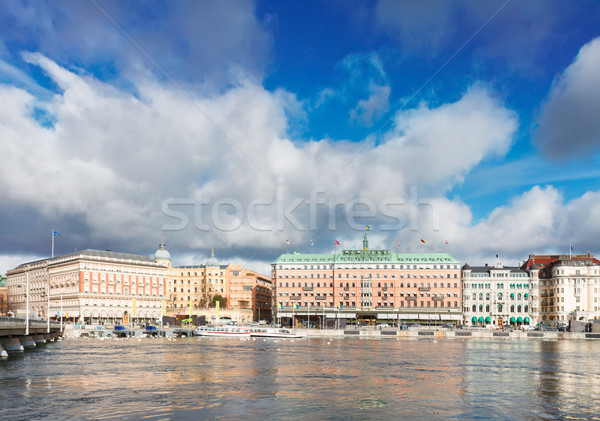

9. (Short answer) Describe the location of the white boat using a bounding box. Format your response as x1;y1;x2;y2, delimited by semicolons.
247;327;306;339
193;326;252;337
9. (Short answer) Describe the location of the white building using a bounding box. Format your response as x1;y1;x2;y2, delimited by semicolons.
7;249;169;324
523;254;600;325
462;262;539;327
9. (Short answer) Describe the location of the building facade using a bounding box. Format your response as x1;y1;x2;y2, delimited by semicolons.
160;246;273;322
522;253;600;325
462;263;539;327
7;249;168;324
272;234;462;326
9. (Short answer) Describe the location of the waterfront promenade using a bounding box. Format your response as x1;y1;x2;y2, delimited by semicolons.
60;323;600;341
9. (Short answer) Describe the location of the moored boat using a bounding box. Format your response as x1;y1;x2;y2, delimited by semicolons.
193;326;252;337
248;327;306;339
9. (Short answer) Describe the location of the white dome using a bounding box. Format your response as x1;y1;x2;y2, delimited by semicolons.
154;237;171;261
206;249;219;267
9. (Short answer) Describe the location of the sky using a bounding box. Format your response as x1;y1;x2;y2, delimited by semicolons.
1;0;600;275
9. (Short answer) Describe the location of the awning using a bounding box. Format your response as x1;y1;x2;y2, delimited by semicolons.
510;316;516;323
471;316;477;323
524;293;529;298
517;317;523;323
510;293;515;298
485;316;491;323
524;317;530;324
478;316;484;322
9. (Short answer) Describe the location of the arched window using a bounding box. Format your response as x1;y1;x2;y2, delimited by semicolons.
479;304;483;312
472;293;476;300
510;305;515;312
486;293;490;300
485;304;490;312
497;293;503;300
517;293;522;300
517;305;522;313
472;304;476;312
497;304;503;312
524;305;529;312
479;293;483;300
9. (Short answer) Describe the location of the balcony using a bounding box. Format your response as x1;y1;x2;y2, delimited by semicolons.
406;296;418;301
418;287;431;291
302;287;314;291
344;286;350;291
382;286;388;291
315;296;326;300
432;296;444;301
290;295;301;300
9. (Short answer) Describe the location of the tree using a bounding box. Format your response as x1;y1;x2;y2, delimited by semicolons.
212;295;227;309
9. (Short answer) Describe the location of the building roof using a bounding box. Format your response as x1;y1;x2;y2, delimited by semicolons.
13;248;157;270
0;274;6;287
273;251;459;265
521;253;600;270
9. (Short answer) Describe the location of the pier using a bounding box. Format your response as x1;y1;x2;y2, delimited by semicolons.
0;316;64;355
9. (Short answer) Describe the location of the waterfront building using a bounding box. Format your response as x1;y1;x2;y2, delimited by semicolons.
161;244;273;323
522;253;600;325
272;234;462;326
462;262;539;327
6;249;168;324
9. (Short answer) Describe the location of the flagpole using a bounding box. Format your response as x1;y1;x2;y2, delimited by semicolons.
51;230;55;258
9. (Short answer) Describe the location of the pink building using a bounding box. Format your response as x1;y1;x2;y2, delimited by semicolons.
272;234;462;327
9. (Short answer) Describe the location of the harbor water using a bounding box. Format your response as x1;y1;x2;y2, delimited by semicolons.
1;337;599;420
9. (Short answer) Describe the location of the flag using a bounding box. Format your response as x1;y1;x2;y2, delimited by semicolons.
420;239;425;244
279;303;283;309
396;240;400;247
445;240;449;245
496;254;499;258
335;240;340;245
310;240;314;246
366;225;370;231
53;230;60;236
286;240;290;245
570;244;573;252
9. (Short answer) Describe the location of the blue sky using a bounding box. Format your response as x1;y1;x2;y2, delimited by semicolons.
1;0;600;274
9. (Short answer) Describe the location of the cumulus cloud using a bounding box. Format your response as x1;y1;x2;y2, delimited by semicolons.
534;37;600;158
2;54;599;276
0;55;521;271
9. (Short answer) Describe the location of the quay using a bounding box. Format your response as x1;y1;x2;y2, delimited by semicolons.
58;323;600;342
0;316;64;355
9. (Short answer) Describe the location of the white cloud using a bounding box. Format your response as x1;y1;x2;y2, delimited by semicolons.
1;55;598;275
534;37;600;158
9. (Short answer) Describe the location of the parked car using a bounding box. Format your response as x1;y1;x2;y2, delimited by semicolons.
378;323;389;328
409;323;421;329
441;324;455;329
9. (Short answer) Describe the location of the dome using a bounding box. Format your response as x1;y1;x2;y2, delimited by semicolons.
206;248;219;267
462;263;471;270
154;236;171;261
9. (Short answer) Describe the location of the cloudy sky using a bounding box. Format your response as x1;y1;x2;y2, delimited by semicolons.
1;0;600;275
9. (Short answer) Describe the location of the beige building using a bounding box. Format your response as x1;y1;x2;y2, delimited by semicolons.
523;253;600;325
7;249;168;324
156;243;273;322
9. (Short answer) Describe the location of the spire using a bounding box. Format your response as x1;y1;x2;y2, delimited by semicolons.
363;233;369;251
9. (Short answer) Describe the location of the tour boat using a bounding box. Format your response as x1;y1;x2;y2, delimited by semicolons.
193;326;252;337
247;327;307;339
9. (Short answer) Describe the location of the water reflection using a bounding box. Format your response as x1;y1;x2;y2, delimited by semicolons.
0;337;599;420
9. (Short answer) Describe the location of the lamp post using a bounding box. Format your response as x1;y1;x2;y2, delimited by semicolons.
25;269;30;336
